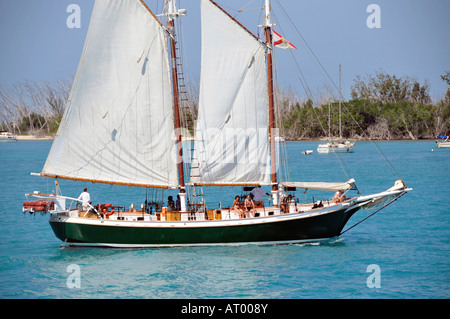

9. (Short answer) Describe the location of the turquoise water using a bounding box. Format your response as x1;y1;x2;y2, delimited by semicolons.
0;140;448;299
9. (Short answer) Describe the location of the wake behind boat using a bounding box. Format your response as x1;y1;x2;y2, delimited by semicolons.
23;0;410;248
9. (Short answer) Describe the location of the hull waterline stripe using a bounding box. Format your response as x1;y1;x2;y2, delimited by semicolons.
61;237;332;248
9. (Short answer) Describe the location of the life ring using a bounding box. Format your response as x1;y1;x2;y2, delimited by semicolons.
99;204;114;216
105;209;114;216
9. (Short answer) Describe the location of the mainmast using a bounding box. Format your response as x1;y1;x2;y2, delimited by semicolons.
167;0;187;211
264;0;279;204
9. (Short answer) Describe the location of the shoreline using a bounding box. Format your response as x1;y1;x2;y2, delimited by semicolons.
16;135;54;141
13;135;439;142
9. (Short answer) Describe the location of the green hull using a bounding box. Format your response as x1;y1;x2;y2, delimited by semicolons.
49;207;359;247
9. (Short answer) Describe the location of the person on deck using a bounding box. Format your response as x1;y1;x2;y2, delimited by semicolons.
232;195;244;218
244;195;255;218
176;195;181;211
167;196;175;211
78;187;91;211
251;186;270;206
277;188;288;213
333;189;346;203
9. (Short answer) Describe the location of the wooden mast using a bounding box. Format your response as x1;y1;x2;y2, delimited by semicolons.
264;0;279;200
168;0;187;211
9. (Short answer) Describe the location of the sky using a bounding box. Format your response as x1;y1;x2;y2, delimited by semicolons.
0;0;449;102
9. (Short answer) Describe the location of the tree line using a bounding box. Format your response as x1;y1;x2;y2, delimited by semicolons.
280;71;450;140
1;71;449;140
0;80;71;136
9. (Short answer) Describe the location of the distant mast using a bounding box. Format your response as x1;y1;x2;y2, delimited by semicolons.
264;0;279;204
167;0;187;211
339;64;342;140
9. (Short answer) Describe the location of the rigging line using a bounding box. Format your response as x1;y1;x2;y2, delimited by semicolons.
274;0;403;181
237;0;258;14
273;0;334;93
282;45;329;138
256;0;264;38
270;6;315;104
272;0;335;135
271;3;349;182
332;150;351;181
276;0;337;99
287;50;314;103
338;100;402;180
340;192;406;235
270;38;292;183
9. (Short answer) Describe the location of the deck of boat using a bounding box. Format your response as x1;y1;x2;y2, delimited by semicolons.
69;199;341;223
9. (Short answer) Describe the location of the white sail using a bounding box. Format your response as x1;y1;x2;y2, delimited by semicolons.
191;0;271;186
42;0;178;188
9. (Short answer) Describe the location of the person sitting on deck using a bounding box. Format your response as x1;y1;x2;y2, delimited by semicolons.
244;195;255;218
175;195;181;211
333;189;346;203
277;188;288;213
232;195;244;218
167;196;175;211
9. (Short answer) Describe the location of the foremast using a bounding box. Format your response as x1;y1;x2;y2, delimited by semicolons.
167;0;187;211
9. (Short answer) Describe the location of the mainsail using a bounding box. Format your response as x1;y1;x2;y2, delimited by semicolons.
191;0;271;186
42;0;178;188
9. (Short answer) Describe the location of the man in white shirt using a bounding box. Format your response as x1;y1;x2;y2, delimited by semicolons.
78;187;91;211
251;186;270;205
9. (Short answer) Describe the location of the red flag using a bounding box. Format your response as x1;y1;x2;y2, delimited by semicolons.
273;30;296;49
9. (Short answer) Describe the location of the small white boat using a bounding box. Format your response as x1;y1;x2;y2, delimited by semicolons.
302;150;313;155
436;135;450;148
0;131;18;142
317;141;355;153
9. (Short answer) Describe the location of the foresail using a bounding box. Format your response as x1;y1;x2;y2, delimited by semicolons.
190;0;271;186
42;0;178;188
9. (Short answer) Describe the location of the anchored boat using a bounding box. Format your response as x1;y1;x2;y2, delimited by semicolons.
0;131;18;142
317;65;355;154
436;135;450;148
24;0;410;248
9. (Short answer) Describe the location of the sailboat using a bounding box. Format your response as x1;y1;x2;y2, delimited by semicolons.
23;0;410;248
317;65;355;154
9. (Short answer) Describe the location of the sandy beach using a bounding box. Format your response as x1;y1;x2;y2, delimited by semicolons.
16;135;54;141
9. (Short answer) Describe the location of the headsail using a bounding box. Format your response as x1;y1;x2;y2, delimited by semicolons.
41;0;178;189
190;0;271;186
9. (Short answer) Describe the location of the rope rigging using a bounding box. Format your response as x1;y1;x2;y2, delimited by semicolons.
271;0;404;182
340;191;407;235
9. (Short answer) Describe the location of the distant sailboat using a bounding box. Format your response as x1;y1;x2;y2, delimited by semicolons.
317;65;355;154
23;0;409;248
